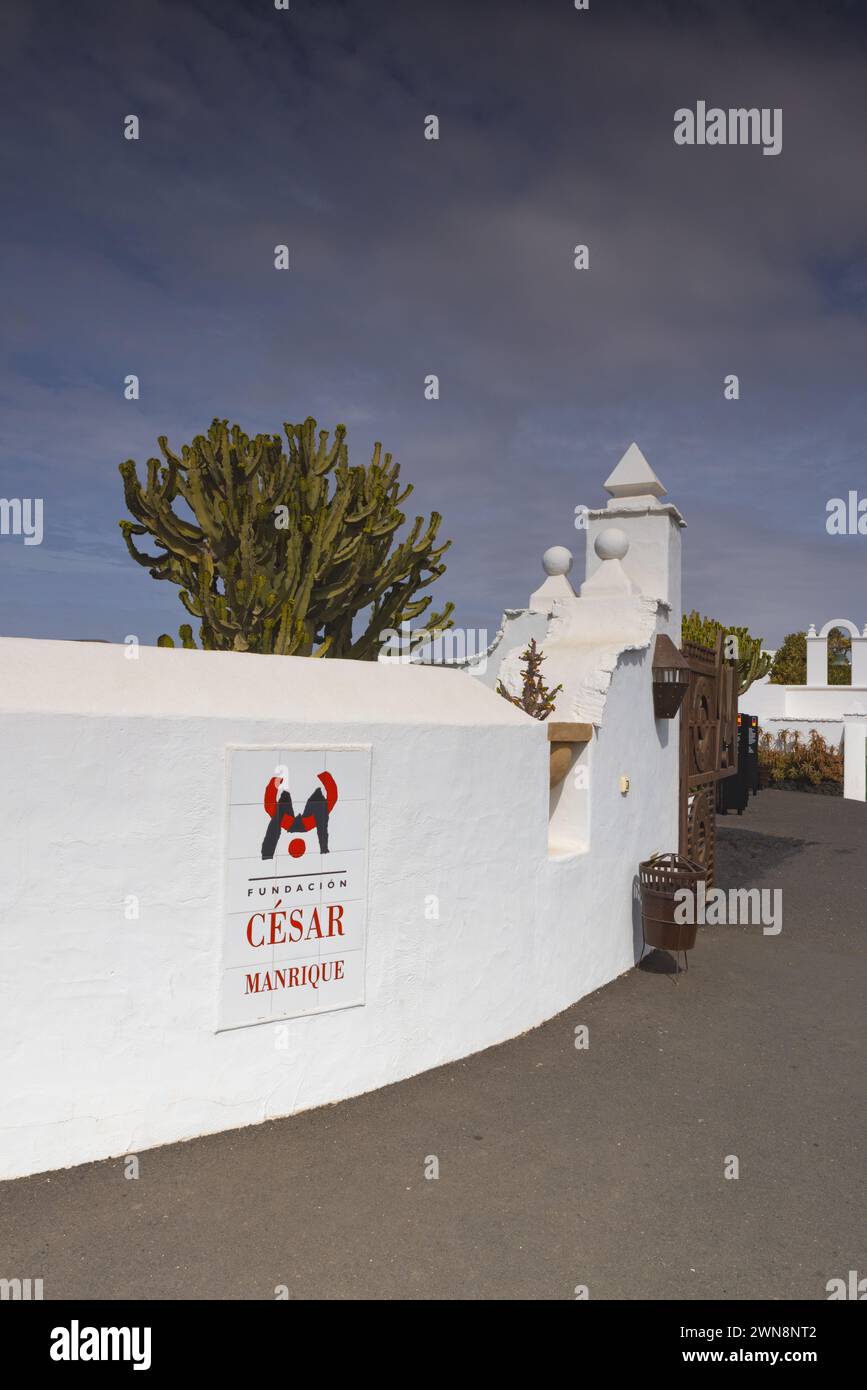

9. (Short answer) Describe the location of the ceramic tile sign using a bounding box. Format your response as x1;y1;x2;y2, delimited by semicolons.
218;745;371;1031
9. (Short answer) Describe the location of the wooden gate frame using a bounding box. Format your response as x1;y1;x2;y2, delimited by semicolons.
678;633;738;887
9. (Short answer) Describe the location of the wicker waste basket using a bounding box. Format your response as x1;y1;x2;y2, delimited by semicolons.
638;852;706;953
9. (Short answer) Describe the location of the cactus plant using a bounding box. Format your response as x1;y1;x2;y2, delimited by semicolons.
681;611;772;696
733;631;774;694
119;417;453;657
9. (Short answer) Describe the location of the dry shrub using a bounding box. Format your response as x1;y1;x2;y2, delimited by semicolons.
758;729;843;792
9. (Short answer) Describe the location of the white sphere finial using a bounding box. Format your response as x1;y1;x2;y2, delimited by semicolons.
594;527;629;562
542;545;573;577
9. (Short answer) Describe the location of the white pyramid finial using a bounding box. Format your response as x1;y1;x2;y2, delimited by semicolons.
603;443;666;500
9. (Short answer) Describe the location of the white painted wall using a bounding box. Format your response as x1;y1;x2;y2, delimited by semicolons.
758;719;844;750
843;720;867;801
0;641;533;1179
537;642;678;1008
740;673;784;722
0;624;675;1180
782;686;867;718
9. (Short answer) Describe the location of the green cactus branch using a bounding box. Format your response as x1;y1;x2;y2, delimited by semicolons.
119;416;454;656
681;610;772;696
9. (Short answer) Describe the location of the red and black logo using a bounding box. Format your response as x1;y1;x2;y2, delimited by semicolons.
260;771;338;860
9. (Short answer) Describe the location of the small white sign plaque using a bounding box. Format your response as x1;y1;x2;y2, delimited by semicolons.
218;745;371;1030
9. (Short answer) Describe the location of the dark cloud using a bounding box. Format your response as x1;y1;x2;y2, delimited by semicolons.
1;0;867;646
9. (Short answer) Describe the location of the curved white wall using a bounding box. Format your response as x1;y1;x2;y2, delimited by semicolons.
0;631;676;1179
0;628;676;1180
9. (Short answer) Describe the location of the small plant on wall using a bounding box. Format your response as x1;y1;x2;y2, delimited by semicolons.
497;638;562;721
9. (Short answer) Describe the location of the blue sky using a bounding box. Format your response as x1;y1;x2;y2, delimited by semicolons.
2;0;867;648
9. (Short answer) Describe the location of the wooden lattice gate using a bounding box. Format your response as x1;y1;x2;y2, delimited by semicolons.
679;634;738;887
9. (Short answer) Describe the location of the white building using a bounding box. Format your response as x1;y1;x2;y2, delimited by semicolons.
744;619;867;800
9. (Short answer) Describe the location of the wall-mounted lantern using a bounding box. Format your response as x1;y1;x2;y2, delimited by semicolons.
652;634;690;718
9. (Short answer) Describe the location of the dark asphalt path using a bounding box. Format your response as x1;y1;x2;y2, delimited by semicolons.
2;790;864;1300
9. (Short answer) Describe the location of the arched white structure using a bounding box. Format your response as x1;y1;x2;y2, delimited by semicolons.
817;618;861;639
806;618;867;686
